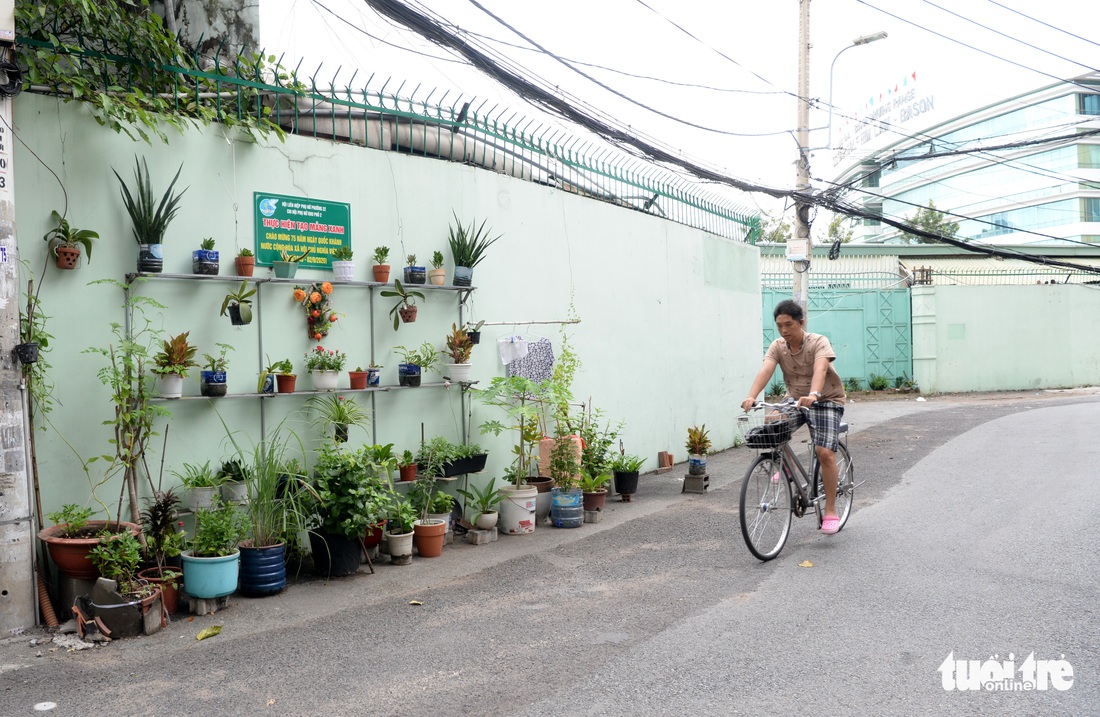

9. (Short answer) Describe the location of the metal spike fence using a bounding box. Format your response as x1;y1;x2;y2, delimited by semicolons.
18;34;759;242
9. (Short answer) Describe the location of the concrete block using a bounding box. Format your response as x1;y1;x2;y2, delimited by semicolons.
489;527;498;542
583;510;602;523
682;474;710;494
467;529;491;545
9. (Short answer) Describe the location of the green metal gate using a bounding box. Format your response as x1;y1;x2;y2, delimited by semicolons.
761;288;913;386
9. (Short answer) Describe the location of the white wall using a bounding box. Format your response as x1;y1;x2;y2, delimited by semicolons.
14;94;762;517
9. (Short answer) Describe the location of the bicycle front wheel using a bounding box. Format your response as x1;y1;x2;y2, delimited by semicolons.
739;454;793;561
813;443;853;531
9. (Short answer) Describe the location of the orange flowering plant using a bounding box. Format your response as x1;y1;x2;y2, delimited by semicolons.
303;345;347;372
292;282;338;339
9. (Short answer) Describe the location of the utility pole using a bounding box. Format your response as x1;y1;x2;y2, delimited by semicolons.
0;0;35;633
790;0;813;309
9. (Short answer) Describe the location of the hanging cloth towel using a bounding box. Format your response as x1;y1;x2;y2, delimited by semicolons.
498;335;529;365
507;337;555;382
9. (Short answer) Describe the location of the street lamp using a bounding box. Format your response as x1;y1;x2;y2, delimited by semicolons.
826;31;888;150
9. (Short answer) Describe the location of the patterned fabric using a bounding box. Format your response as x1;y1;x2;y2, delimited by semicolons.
804;401;845;452
507;337;555;381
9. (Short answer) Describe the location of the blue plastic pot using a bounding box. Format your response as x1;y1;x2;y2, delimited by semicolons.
239;542;286;597
550;487;583;528
181;550;240;599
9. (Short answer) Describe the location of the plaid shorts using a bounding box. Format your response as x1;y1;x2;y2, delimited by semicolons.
795;401;844;452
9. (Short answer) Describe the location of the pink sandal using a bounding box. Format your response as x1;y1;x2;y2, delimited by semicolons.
820;515;841;535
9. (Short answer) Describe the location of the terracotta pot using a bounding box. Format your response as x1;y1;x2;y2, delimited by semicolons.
399;464;417;482
348;371;368;390
582;489;608;512
137;566;182;614
235;256;255;276
54;244;81;270
413;519;446;558
372;264;391;283
363;521;387;549
38;521;142;580
275;374;297;393
398;305;418;323
428;268;446;285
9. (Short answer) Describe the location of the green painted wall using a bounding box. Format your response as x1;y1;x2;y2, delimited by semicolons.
13;95;761;519
912;284;1100;393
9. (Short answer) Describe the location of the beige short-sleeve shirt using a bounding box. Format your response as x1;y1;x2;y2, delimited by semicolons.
764;333;846;404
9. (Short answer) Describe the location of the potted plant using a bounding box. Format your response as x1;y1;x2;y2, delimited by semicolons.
174;460;221;512
428;250;446;285
457;477;504;530
580;469;612;513
137;489;185;614
464;320;485;345
292;282;337;340
398;450;417;482
218;458;251;504
112;156;187;273
180;496;247;600
403;253;426;285
235;247;255;277
385;498;418;566
89;530;164;638
348;366;369;390
199;343;233;398
447;212;501;286
394;342;440;387
372;245;391;283
270;358;297;393
443;322;474;382
193;236;219;275
151;331;199;398
380;279;426;330
410;477;448;559
417;435;487;477
304;344;347;391
303;444;393;577
220;280;256;326
685;425;711;475
549;428;584;528
307;393;370;444
367;362;382;387
37;504;141;581
225;428;310;598
610;453;645;502
331;245;355;282
43;209;97;270
274;248;311;279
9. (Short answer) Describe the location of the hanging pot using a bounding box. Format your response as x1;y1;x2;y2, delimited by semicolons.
334;423;349;443
54;244;82;270
227;304;251;326
398;305;419;324
14;342;39;365
467;331;481;345
137;243;164;273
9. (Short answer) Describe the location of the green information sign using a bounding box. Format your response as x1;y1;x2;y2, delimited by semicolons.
253;192;351;269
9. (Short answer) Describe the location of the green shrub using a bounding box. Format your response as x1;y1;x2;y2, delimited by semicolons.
868;373;890;391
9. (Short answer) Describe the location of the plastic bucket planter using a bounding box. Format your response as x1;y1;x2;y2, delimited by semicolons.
550;487;583;528
498;484;537;534
238;542;287;597
181;550;240;599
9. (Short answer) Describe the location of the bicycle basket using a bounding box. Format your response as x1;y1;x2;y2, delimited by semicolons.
744;418;799;448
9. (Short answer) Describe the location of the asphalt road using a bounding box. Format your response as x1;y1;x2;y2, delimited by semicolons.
2;391;1097;716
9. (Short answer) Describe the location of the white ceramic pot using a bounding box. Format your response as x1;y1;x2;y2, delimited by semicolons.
474;511;498;530
332;260;355;282
445;363;472;383
159;373;184;398
311;370;339;391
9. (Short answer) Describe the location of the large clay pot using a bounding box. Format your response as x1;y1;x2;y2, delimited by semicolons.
413;519;446;558
39;521;142;580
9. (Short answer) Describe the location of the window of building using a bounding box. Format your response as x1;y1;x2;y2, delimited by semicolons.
1079;93;1100;116
1084;198;1100;223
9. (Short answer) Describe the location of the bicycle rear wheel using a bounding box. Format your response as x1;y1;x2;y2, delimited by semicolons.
739;454;793;561
813;443;853;531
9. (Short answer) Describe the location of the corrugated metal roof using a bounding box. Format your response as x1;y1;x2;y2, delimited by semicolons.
900;257;1100;285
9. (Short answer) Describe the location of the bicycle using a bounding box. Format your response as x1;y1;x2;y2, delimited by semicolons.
738;399;856;561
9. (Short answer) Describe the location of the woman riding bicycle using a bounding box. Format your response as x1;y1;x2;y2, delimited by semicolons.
740;299;847;534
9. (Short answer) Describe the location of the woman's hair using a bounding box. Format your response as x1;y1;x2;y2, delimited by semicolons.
773;299;804;322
